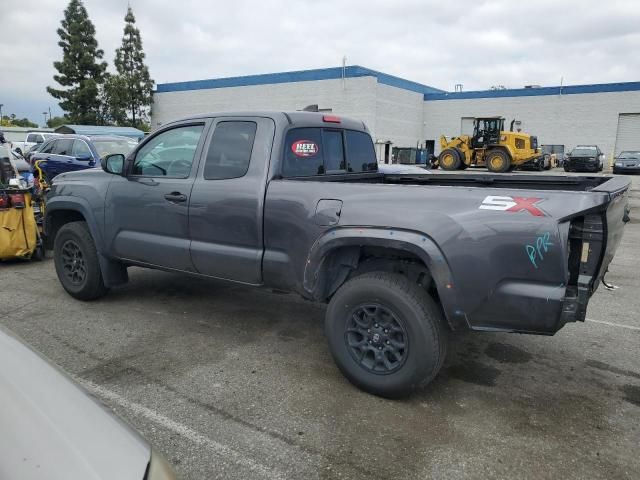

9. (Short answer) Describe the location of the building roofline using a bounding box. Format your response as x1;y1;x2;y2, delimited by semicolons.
156;65;445;95
424;81;640;101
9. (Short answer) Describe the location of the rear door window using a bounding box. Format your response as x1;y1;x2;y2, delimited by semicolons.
203;121;257;180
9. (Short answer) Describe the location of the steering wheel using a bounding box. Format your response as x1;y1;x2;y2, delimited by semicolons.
166;158;192;177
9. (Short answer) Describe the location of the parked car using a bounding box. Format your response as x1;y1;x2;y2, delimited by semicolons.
518;153;551;171
11;131;60;156
30;135;138;180
0;325;176;480
613;151;640;175
45;111;630;398
564;145;604;172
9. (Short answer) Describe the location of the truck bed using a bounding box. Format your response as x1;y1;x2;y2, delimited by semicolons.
289;171;624;193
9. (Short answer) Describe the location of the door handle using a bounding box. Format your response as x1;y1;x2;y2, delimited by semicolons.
164;192;187;203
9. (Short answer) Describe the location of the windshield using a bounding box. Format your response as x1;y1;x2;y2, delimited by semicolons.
93;139;138;158
571;147;597;156
618;151;640;159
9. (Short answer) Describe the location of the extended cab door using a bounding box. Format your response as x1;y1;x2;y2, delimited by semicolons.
104;121;208;270
188;117;275;284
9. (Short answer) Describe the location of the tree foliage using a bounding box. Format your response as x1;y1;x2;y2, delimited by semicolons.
0;116;38;128
47;0;107;124
110;7;154;127
47;116;69;128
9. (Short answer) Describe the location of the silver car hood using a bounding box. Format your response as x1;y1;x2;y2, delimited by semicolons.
0;326;150;480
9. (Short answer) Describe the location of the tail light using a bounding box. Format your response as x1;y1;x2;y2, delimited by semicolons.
0;193;8;209
9;193;26;209
562;214;605;323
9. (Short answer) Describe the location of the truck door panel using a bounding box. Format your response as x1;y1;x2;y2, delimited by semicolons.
104;122;208;270
189;117;275;284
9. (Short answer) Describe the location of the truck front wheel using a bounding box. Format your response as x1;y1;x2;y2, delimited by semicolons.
53;221;109;301
325;272;447;398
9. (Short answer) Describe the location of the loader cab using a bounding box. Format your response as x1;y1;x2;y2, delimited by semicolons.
471;117;504;148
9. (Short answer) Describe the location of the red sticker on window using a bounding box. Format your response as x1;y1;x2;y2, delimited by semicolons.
291;140;319;157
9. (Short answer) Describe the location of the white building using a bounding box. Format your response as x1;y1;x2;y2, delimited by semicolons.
153;66;640;162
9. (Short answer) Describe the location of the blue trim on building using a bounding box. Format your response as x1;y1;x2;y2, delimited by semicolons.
424;81;640;101
156;65;445;95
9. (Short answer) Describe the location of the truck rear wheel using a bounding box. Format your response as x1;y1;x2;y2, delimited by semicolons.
486;149;511;173
53;221;109;301
438;148;461;170
325;272;447;398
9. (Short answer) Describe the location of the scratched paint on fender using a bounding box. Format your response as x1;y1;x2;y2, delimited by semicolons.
525;232;554;268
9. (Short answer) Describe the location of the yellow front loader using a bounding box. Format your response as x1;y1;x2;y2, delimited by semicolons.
437;117;541;173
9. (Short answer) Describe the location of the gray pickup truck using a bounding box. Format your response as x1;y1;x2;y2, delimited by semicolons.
45;111;631;397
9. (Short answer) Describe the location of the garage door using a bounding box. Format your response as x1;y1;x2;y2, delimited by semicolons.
461;117;475;136
614;114;640;155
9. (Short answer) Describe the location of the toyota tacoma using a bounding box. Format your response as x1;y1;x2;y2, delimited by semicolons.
45;112;631;397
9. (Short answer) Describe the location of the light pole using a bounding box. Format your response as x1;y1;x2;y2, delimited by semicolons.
42;111;48;127
0;104;3;125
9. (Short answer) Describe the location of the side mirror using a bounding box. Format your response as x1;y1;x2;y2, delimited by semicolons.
101;153;125;175
75;153;93;162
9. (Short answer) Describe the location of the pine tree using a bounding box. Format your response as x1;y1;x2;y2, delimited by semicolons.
47;0;107;124
112;6;154;127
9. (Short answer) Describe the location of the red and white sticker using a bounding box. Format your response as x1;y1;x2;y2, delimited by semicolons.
291;140;319;157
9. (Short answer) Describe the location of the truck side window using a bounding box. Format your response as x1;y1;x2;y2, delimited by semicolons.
203;121;257;180
345;131;378;172
283;128;324;177
132;124;204;177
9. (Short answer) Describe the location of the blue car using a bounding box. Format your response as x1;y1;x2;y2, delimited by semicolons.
30;135;138;180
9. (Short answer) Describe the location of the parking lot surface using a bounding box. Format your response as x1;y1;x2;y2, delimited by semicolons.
1;170;639;480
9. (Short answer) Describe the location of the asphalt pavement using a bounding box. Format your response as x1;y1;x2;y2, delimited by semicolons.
1;170;639;479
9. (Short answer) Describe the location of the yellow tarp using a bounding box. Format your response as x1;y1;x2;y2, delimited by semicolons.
0;195;38;259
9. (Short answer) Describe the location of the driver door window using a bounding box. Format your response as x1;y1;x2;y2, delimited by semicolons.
132;124;204;177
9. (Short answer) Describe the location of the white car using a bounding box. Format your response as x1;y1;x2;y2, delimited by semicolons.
11;132;60;155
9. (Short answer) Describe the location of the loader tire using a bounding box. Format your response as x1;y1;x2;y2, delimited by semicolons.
486;149;511;173
438;148;462;170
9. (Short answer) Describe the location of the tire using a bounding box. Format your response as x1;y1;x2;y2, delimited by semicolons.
53;221;109;300
325;272;447;398
438;148;461;170
485;149;511;173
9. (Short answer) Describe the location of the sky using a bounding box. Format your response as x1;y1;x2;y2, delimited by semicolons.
1;0;639;126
